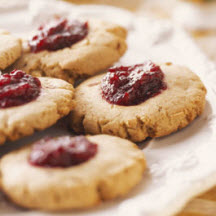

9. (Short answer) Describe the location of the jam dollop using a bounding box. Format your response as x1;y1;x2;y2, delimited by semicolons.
0;70;41;108
29;136;98;168
101;61;167;106
28;18;88;53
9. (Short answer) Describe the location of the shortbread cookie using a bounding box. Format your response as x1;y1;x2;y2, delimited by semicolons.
13;19;127;83
70;62;206;142
0;70;75;145
0;135;146;210
0;33;21;70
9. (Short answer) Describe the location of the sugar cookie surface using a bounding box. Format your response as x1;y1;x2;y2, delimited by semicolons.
13;19;127;83
0;33;22;70
0;77;75;145
0;134;146;210
71;63;206;142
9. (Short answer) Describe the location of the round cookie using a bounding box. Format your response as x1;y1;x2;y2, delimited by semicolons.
13;19;127;84
0;134;146;210
0;32;22;70
70;63;206;142
0;76;75;145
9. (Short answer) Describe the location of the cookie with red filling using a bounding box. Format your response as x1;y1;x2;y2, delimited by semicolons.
12;18;127;83
0;31;21;70
0;69;75;145
0;135;146;210
70;61;206;142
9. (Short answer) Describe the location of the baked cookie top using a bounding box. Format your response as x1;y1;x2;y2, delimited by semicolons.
70;62;206;142
0;32;21;70
13;18;127;83
0;70;75;145
0;134;146;210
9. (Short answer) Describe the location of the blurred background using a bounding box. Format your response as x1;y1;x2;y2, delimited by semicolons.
1;0;215;63
63;0;216;63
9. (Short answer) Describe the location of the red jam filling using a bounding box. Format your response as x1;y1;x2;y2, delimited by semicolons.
0;70;41;108
101;61;167;106
29;136;98;168
28;18;88;53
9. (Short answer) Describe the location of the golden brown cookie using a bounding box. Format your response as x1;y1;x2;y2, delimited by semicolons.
0;32;21;70
0;76;75;145
13;19;127;83
0;134;146;210
70;63;206;142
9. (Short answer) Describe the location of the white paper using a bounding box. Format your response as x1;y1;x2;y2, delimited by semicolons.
172;1;216;31
1;1;216;216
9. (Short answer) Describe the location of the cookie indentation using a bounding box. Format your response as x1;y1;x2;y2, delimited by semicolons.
29;19;88;53
29;136;98;167
0;70;41;108
101;61;167;106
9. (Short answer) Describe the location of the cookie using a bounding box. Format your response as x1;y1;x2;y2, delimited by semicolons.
70;62;206;142
0;134;146;210
0;32;22;70
0;73;75;145
12;19;127;83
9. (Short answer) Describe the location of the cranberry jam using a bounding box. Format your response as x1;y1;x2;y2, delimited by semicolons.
29;18;88;53
0;70;41;108
101;61;167;106
29;136;98;168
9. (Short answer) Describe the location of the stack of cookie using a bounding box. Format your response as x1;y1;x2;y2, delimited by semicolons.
0;16;206;211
